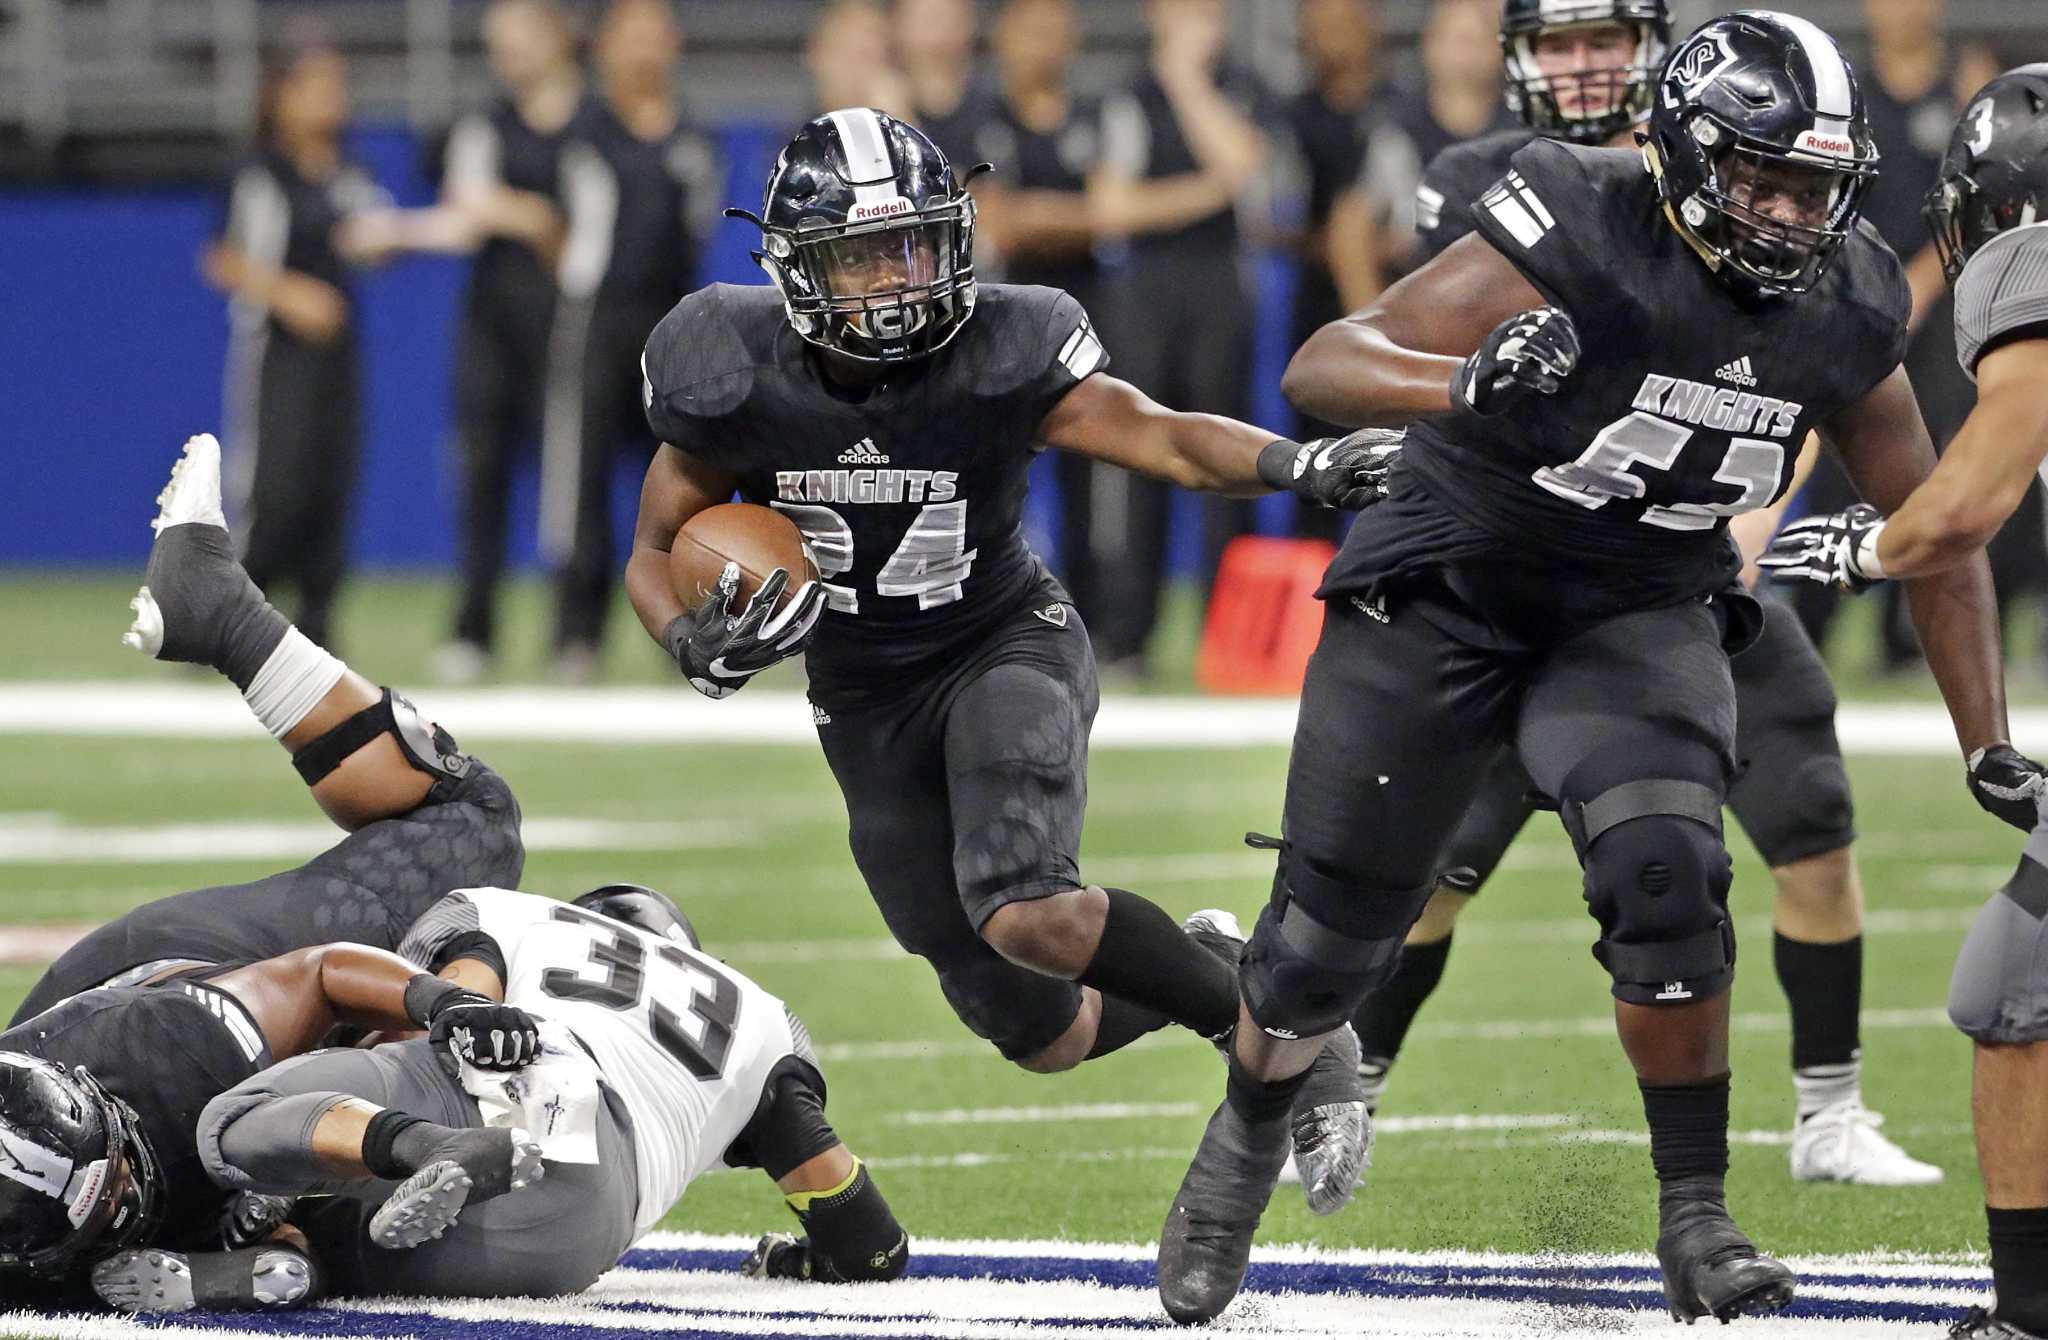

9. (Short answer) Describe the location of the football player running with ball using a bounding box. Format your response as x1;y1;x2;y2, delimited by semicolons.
1349;0;1942;1189
628;110;1390;1215
1761;65;2048;1340
1157;11;2020;1327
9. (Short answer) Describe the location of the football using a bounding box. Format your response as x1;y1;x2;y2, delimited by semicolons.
668;502;819;612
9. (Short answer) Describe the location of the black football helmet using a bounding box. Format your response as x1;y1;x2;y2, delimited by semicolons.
573;883;701;950
1501;0;1670;145
1927;65;2048;283
0;1054;162;1276
733;108;980;364
1644;10;1879;297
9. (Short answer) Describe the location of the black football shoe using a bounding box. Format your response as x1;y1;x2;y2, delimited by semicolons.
1157;1096;1290;1325
1952;1307;2048;1339
1656;1180;1796;1323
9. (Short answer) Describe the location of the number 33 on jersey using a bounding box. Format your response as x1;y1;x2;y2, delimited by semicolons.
640;281;1107;693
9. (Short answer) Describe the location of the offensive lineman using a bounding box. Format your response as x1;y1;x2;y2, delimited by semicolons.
1347;0;1940;1187
1760;64;2048;1340
1158;12;2022;1326
90;887;904;1310
627;110;1388;1213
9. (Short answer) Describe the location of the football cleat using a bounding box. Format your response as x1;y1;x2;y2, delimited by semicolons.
742;1231;804;1279
368;1129;543;1250
92;1248;197;1313
123;435;265;665
1180;909;1372;1215
1157;1097;1292;1325
1791;1099;1944;1186
150;434;229;534
1656;1183;1796;1323
1951;1307;2048;1339
92;1245;316;1314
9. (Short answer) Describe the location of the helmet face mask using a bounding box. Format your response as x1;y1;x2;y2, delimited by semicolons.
746;109;980;366
1646;11;1878;299
1502;0;1670;144
0;1058;162;1276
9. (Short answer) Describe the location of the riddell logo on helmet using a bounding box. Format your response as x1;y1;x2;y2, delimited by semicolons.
1796;129;1857;158
850;196;915;222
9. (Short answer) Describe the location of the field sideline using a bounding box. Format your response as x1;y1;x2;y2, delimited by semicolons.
0;575;2024;1335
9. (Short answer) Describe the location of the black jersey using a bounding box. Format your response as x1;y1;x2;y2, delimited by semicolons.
1;978;271;1255
1099;63;1276;257
642;283;1108;707
1413;127;1539;263
444;95;596;311
559;102;720;307
968;94;1103;296
215;148;386;304
1327;139;1909;618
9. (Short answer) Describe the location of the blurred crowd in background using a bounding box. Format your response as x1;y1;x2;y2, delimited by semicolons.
50;0;2048;683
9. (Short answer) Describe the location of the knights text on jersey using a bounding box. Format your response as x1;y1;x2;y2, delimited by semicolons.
641;283;1108;706
1365;140;1907;588
1953;222;2048;380
400;889;814;1235
1414;128;1539;263
0;985;270;1252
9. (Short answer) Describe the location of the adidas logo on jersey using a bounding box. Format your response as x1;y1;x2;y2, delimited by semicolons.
811;702;832;725
839;437;890;465
1715;356;1759;387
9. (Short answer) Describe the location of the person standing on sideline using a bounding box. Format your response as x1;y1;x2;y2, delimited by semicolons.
807;0;913;122
203;43;391;651
432;0;593;684
1324;0;1510;309
545;0;721;681
895;0;993;168
1088;0;1272;677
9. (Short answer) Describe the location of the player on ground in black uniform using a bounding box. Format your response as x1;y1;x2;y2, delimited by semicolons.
628;109;1390;1217
1346;0;1941;1189
1761;65;2048;1340
1157;12;2020;1326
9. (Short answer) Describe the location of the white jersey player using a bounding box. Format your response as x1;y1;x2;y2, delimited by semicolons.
1760;65;2048;1340
98;886;908;1312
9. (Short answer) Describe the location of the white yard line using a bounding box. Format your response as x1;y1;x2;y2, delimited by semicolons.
0;683;2031;753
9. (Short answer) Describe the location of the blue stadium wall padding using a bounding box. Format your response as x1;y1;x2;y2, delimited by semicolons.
0;120;1300;573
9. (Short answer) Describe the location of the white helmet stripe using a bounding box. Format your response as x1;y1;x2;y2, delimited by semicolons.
1771;12;1854;120
826;107;895;184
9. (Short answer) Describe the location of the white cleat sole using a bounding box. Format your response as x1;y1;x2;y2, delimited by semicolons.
152;434;228;534
122;586;164;657
369;1137;545;1249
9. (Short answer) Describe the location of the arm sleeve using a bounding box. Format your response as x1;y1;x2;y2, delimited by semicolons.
1023;290;1111;430
1954;224;2048;379
442;113;502;199
219;164;291;269
1098;91;1150;178
556;141;620;301
394;891;482;969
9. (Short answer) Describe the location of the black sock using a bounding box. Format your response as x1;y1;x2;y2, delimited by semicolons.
1075;888;1238;1039
1352;935;1453;1065
1641;1077;1731;1190
1086;994;1171;1059
149;525;290;689
1988;1206;2048;1333
1224;1044;1310;1125
1774;932;1862;1071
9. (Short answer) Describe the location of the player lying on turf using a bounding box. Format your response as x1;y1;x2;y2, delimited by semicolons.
13;434;525;1027
628;109;1397;1218
0;905;544;1309
1760;64;2048;1340
1343;0;1941;1190
1158;10;2020;1328
86;887;904;1313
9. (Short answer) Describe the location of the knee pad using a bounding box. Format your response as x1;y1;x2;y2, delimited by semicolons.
1240;889;1416;1040
1563;772;1735;1006
1949;859;2048;1043
291;689;474;786
932;956;1082;1063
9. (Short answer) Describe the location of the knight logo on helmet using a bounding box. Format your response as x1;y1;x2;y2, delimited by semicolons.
1643;10;1879;298
727;108;985;365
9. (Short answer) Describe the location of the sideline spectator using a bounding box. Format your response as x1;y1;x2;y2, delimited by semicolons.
896;0;994;166
808;0;913;120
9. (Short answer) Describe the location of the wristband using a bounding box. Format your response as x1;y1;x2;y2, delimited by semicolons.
1255;439;1307;493
1850;520;1887;581
401;973;468;1029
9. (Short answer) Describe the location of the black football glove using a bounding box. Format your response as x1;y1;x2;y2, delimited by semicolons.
1967;743;2048;833
412;981;542;1072
1756;504;1887;592
1453;306;1580;415
1257;428;1403;510
664;561;827;700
